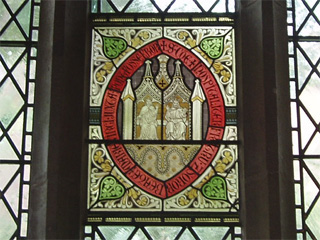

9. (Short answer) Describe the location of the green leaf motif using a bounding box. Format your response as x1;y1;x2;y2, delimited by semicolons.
200;37;224;59
99;176;125;200
202;176;227;200
102;37;127;59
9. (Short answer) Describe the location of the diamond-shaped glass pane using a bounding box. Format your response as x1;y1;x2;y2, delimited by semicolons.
0;164;18;190
132;228;148;240
303;169;318;212
168;0;201;12
126;0;158;12
5;173;20;216
112;0;130;11
154;0;173;11
306;198;320;239
0;47;25;69
17;1;31;37
0;21;25;41
8;113;24;154
179;229;194;239
98;226;135;239
6;0;25;13
300;73;320;123
0;200;16;239
145;226;182;239
193;227;229;239
0;78;24;128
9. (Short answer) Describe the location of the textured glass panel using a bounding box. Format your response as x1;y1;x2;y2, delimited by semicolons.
154;0;173;11
210;0;226;13
126;0;158;12
303;169;318;212
0;164;18;190
300;42;320;64
113;0;130;11
98;226;135;239
300;75;320;123
297;49;311;89
0;47;25;69
179;229;194;240
0;200;16;239
0;78;24;128
5;173;20;216
17;1;31;37
193;227;229;239
299;16;320;36
6;0;25;13
0;21;25;41
132;228;148;240
145;226;182;239
0;1;10;31
8;113;24;153
168;0;201;12
306;200;320;239
12;57;27;94
0;137;18;160
299;107;315;150
101;1;115;13
295;0;309;30
305;133;320;155
304;159;320;183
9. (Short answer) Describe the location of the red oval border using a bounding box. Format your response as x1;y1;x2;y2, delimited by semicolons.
101;38;225;199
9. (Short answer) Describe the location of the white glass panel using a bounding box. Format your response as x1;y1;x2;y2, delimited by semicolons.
145;226;182;239
98;226;135;240
0;200;16;239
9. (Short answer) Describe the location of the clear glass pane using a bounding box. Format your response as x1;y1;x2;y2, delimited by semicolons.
145;226;182;239
0;21;25;41
306;199;320;238
0;47;25;69
193;227;229;239
0;78;24;128
0;200;16;239
178;229;195;240
5;173;20;216
8;112;24;153
132;228;148;240
0;164;18;190
126;0;158;12
168;0;201;12
98;226;135;240
17;1;31;37
6;0;25;13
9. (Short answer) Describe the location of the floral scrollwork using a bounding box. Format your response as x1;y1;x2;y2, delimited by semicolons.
214;149;234;173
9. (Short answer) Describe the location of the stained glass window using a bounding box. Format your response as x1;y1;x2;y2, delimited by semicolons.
287;0;320;238
86;1;239;239
0;0;40;238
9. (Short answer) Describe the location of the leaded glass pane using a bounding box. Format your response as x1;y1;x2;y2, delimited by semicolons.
91;0;235;13
0;0;40;238
287;0;320;238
